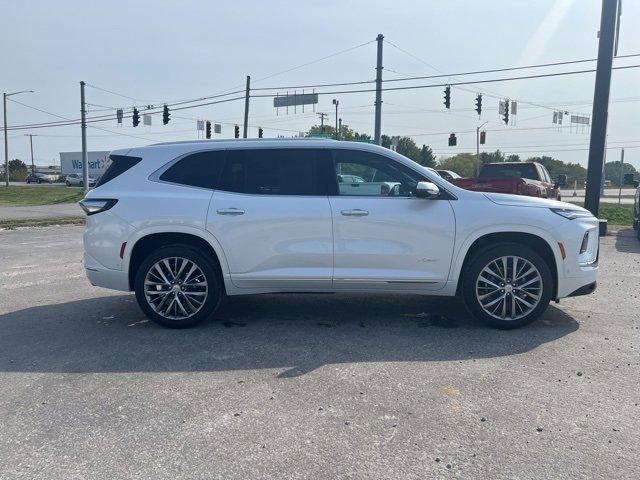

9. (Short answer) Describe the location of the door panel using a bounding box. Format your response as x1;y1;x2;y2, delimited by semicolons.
205;147;333;290
329;196;456;290
329;148;456;291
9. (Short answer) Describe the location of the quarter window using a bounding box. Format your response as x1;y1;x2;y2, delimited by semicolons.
159;150;226;189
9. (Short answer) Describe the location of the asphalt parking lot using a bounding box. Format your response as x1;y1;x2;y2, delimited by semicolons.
0;225;639;479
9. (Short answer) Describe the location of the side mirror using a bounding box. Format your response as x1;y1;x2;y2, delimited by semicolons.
414;181;440;199
555;174;567;187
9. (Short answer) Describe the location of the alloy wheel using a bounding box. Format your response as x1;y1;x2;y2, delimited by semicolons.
144;257;208;320
475;256;543;321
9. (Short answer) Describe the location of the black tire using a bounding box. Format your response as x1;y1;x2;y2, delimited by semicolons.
462;243;553;329
79;181;84;187
134;245;223;328
65;181;70;187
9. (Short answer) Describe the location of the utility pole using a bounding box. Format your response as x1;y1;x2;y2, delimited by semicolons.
338;118;342;141
585;0;621;216
374;33;384;145
618;148;625;204
25;134;36;174
243;75;250;138
332;99;339;140
3;93;7;187
3;89;33;186
317;112;327;134
80;81;89;193
476;122;488;177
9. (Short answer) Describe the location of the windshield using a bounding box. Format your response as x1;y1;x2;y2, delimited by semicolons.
479;163;538;180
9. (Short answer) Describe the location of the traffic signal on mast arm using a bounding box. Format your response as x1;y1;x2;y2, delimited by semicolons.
448;133;457;146
234;125;240;138
162;104;170;125
132;108;140;127
475;94;482;116
258;127;263;138
480;130;486;144
503;99;510;125
205;121;211;139
443;85;451;109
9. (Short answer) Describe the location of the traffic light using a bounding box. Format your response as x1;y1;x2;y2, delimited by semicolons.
234;125;240;138
503;99;510;125
448;133;457;146
479;130;486;145
205;121;211;139
132;108;140;127
258;127;263;138
162;104;170;125
443;85;451;109
475;94;482;116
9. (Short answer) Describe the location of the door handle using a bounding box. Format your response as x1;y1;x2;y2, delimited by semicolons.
341;209;369;217
216;208;245;216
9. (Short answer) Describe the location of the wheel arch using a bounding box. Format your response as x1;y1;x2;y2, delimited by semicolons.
125;227;229;291
453;228;560;299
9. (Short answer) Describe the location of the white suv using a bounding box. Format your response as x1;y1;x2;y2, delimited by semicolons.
81;139;599;329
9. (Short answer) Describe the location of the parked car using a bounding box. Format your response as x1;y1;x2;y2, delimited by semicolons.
81;140;599;330
66;173;96;187
437;170;461;181
451;162;565;200
25;173;53;184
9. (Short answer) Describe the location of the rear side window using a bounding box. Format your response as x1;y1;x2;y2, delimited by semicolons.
218;148;329;196
95;155;142;187
479;163;538;180
160;150;227;189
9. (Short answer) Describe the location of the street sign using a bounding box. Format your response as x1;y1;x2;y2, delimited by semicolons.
143;114;152;126
197;120;204;131
274;92;318;108
214;123;222;134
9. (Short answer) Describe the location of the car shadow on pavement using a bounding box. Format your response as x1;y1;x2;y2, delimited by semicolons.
613;228;640;254
0;293;579;377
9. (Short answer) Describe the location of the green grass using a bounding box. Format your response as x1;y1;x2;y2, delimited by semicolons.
568;201;634;226
0;186;84;207
0;216;85;230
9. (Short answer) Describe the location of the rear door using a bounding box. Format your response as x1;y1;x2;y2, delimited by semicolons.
206;148;334;290
328;148;456;291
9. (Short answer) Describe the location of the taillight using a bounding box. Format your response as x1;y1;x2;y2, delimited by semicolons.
79;198;118;216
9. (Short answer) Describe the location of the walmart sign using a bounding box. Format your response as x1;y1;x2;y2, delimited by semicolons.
60;151;111;175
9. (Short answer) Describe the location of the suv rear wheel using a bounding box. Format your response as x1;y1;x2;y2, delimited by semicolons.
134;245;222;328
462;243;553;329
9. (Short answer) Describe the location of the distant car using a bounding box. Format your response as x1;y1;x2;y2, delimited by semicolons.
337;174;365;184
451;162;565;200
66;173;96;187
437;170;461;181
25;173;53;184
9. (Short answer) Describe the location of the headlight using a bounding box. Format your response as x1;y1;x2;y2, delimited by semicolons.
550;207;594;220
79;198;118;216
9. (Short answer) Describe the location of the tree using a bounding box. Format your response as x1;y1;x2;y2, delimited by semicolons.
437;153;477;178
1;159;28;182
478;149;505;165
418;145;436;168
604;160;637;187
506;154;521;162
308;123;371;142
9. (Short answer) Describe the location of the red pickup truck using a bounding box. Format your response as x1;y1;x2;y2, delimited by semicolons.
451;162;566;200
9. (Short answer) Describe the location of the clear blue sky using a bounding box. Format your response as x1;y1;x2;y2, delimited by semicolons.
2;0;639;169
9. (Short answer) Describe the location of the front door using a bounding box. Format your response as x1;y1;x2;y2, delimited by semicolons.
328;149;456;291
207;147;333;290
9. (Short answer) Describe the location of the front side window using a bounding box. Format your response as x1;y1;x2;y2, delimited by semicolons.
218;148;328;196
332;149;423;197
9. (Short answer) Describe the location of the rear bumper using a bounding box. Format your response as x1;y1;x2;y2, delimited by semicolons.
84;253;130;291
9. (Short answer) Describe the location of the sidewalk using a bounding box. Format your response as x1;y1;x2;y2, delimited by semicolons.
0;203;81;220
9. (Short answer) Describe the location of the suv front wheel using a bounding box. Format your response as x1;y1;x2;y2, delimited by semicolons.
134;245;222;328
462;244;553;329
